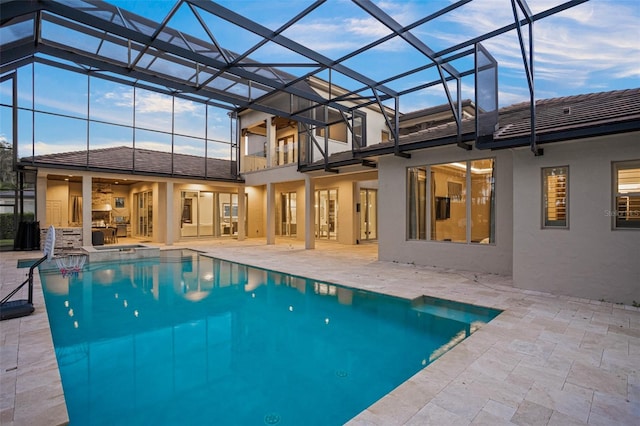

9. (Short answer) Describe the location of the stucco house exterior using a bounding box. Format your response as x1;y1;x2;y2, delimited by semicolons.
17;88;640;304
2;0;638;305
376;89;640;305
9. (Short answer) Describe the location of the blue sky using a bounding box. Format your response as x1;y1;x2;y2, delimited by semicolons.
107;0;640;109
2;0;639;157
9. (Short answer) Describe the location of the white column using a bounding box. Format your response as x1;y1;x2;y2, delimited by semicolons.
35;173;47;250
165;181;174;245
237;185;246;241
266;182;275;245
266;119;274;168
36;173;47;225
305;175;315;250
82;175;92;246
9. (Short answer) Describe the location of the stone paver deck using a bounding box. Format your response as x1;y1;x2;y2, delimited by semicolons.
1;239;639;425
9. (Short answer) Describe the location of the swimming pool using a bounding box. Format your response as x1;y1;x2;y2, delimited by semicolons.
40;250;501;425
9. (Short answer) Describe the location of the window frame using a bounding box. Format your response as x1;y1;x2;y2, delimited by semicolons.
406;158;496;244
612;159;640;230
315;108;348;143
352;110;367;148
541;165;569;229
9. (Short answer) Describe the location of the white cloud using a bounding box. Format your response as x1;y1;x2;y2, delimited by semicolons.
279;0;633;106
101;89;201;115
31;141;83;156
282;3;416;54
102;88;134;109
437;0;640;96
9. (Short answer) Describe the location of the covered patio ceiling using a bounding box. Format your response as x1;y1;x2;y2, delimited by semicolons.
1;0;587;137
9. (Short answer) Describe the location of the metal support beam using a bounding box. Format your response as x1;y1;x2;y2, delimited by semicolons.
188;0;398;99
455;77;471;150
186;2;232;65
129;0;184;70
371;90;408;158
193;0;325;91
353;0;460;78
355;0;467;151
511;0;542;155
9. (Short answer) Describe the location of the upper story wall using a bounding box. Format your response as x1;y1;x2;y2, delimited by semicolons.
238;86;391;175
512;132;640;305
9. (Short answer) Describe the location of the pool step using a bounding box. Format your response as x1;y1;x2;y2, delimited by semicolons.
411;296;501;324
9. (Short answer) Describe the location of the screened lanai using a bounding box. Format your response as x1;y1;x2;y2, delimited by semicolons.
0;0;588;248
1;0;589;169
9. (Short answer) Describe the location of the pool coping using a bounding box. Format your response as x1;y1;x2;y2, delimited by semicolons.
2;240;639;425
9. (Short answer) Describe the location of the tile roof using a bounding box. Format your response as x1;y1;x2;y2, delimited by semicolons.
494;88;640;140
403;88;634;146
395;87;640;146
19;146;239;181
300;88;640;171
20;89;640;176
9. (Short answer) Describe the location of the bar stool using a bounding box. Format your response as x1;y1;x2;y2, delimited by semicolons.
104;228;117;244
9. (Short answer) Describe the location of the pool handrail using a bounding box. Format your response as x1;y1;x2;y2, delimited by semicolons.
0;254;47;320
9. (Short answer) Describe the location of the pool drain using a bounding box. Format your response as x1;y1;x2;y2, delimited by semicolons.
335;369;348;378
264;413;281;425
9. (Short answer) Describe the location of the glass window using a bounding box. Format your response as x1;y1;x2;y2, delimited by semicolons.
277;192;297;237
470;159;495;243
315;189;338;240
542;166;568;228
353;112;366;148
614;161;640;229
315;109;347;143
275;136;295;166
431;163;466;242
407;167;426;240
407;159;495;243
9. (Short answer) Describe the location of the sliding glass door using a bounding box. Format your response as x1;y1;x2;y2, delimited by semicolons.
315;189;337;240
181;191;246;238
278;192;297;237
360;189;377;241
134;190;152;238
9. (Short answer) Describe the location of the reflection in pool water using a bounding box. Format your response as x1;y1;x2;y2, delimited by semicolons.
41;249;501;426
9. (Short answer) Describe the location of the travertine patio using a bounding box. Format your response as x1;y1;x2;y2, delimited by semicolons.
1;239;639;425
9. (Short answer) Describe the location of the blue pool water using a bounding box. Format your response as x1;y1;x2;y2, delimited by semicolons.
40;250;501;426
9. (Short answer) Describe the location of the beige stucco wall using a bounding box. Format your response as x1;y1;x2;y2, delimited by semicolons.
244;167;378;245
512;132;640;304
377;145;514;275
